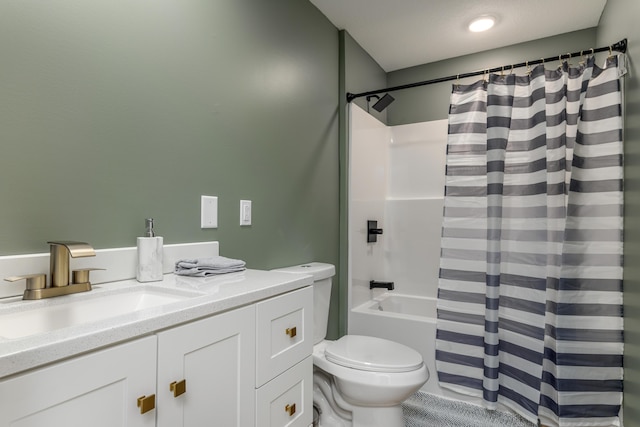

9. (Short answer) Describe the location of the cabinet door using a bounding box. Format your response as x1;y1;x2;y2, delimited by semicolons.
157;305;256;427
0;336;157;427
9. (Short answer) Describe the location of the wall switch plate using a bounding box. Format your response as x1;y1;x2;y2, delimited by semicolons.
201;196;218;228
240;200;251;226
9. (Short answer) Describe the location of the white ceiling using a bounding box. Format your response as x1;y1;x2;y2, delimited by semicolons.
309;0;608;72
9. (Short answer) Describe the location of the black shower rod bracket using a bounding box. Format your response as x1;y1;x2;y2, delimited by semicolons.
346;38;628;104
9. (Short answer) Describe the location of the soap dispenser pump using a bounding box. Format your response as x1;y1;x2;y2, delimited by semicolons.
136;218;163;282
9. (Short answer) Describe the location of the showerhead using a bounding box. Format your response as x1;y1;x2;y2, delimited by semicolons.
371;93;395;112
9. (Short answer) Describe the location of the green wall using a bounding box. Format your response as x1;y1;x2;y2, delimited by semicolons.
386;29;597;125
0;1;341;335
596;0;640;423
342;31;388;124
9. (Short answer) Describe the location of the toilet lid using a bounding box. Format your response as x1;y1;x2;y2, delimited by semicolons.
324;335;423;373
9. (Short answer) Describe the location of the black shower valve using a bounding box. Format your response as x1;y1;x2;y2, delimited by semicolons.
367;220;383;243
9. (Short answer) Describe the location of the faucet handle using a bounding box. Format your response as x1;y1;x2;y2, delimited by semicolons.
72;268;105;285
5;274;46;290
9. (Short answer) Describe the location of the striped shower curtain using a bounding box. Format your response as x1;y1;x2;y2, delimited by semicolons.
436;56;623;427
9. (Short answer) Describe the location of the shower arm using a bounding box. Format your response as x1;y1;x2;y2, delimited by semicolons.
346;38;628;103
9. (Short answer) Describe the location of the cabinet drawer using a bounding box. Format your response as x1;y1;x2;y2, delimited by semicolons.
256;356;312;427
255;286;313;387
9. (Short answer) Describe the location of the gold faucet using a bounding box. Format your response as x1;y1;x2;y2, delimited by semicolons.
5;241;103;300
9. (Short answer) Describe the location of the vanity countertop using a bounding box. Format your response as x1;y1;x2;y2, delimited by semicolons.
0;269;312;378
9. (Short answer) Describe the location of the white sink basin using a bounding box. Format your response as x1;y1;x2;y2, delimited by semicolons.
0;288;198;339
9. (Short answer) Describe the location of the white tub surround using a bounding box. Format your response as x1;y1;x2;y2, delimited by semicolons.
348;104;448;313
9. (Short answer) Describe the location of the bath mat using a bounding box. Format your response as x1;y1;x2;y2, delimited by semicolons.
402;391;535;427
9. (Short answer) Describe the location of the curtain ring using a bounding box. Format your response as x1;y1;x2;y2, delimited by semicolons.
456;74;460;89
510;64;514;75
526;60;531;74
501;65;504;76
567;53;572;65
609;45;614;58
590;47;595;56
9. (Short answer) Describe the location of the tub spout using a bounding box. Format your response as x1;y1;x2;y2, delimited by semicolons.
370;280;394;290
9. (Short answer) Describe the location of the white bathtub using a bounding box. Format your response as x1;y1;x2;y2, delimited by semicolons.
349;293;479;405
350;293;438;394
370;293;436;318
352;292;545;421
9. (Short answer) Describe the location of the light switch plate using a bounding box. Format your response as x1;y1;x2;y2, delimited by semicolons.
240;200;251;226
201;196;218;228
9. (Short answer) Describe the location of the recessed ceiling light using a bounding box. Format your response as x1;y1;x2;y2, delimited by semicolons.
468;16;495;32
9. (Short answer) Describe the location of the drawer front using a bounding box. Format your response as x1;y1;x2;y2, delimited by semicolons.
256;286;313;387
256;356;313;427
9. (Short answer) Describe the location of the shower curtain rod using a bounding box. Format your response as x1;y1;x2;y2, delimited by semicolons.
346;38;628;103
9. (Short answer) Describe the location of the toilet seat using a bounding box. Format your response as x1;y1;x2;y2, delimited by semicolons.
313;338;429;412
324;335;423;373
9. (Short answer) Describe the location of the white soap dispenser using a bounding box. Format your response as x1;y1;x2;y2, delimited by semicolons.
136;218;164;282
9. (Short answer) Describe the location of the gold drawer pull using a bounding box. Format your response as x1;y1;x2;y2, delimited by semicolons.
137;394;156;414
285;403;296;416
170;379;187;397
286;326;297;338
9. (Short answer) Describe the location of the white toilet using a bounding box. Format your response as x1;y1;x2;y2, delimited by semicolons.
274;263;428;427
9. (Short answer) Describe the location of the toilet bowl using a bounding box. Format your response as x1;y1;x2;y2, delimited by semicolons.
314;337;428;427
273;263;429;427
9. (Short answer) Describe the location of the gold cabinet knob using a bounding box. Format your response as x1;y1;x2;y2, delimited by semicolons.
285;403;296;416
170;379;187;398
286;326;297;338
137;394;156;414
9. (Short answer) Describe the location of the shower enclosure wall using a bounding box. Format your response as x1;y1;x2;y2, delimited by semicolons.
347;103;451;397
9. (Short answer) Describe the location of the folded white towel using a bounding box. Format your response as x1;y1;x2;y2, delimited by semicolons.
175;256;246;277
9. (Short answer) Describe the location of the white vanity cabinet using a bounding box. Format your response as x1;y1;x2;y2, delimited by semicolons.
0;306;257;427
0;284;314;427
255;286;313;427
156;305;255;427
0;336;158;427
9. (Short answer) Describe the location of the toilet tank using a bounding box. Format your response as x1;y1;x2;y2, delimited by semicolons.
271;262;335;345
